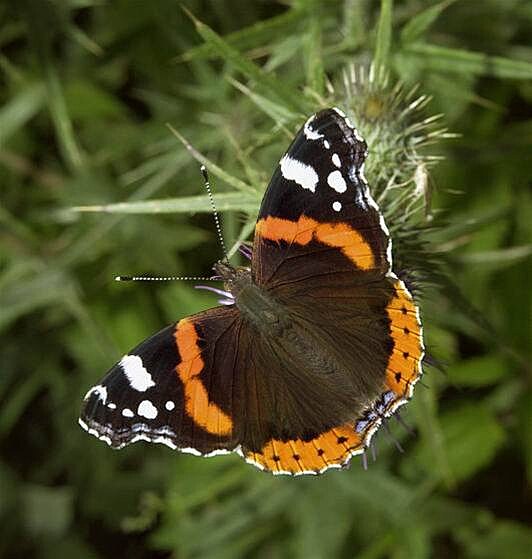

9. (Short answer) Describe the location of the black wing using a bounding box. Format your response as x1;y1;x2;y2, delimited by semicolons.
252;107;391;288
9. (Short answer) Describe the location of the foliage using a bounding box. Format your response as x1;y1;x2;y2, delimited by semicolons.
1;1;531;558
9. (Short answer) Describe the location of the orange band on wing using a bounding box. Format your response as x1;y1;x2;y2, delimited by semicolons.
246;424;363;474
256;215;375;270
384;281;423;397
175;318;233;436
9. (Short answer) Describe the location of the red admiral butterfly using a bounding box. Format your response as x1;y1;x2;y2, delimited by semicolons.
79;108;424;475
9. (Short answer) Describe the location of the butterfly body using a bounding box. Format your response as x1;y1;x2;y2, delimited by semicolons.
80;108;424;475
217;264;282;331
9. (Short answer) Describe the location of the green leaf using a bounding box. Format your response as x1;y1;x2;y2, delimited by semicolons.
335;470;414;525
22;485;73;537
44;62;85;171
166;124;255;192
228;77;295;125
517;391;532;484
418;494;483;534
0;463;18;517
290;485;353;558
0;268;78;332
448;355;511;387
409;384;455;489
405;43;532;80
40;535;97;559
64;79;126;121
436;205;511;242
70;191;261;215
23;0;84;171
305;10;325;95
184;9;304;114
457;245;532;269
400;0;457;45
0;83;46;146
341;0;368;48
178;8;303;62
414;403;505;483
427;72;503;116
374;0;393;70
264;35;302;72
459;520;532;559
65;21;104;56
0;365;48;438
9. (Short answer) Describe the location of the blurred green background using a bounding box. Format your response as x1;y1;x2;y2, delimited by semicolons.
1;1;531;558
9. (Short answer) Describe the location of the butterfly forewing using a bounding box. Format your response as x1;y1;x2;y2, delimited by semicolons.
252;108;391;288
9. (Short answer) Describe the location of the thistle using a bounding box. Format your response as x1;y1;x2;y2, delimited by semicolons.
330;63;455;292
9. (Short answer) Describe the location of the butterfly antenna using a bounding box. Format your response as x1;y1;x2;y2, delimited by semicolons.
115;275;216;282
114;167;230;283
201;165;229;263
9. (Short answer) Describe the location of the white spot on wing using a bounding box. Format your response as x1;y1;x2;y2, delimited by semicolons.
165;401;175;411
280;155;319;192
138;399;158;419
119;354;155;392
203;449;231;457
324;140;330;149
78;418;112;446
332;153;341;167
303;115;323;140
84;385;108;405
181;447;202;456
352;126;364;142
107;402;116;410
122;408;134;418
332;201;342;212
327;170;347;193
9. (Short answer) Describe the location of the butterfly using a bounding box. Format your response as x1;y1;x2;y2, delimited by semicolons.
79;107;424;475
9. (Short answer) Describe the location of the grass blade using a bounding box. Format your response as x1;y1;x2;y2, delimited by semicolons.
405;43;532;79
178;8;303;62
305;8;325;95
166;124;255;192
374;0;393;70
400;0;457;44
0;83;46;146
70;192;261;215
24;1;84;172
456;245;532;268
183;8;305;115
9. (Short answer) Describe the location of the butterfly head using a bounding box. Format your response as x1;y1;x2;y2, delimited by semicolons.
213;260;252;297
